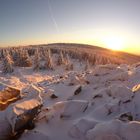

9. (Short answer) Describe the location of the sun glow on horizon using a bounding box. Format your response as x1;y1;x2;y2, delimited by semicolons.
103;36;124;51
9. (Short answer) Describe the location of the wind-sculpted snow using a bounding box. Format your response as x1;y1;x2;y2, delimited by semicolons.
0;64;140;140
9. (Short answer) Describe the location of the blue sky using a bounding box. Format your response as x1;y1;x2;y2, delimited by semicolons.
0;0;140;54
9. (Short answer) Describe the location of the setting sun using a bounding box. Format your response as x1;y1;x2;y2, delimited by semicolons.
103;36;124;51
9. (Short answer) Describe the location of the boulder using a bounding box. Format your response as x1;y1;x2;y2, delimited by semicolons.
0;82;20;110
6;98;42;133
108;84;133;102
60;100;89;119
69;118;98;139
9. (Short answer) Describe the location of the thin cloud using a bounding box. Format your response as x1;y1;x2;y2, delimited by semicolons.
47;0;59;33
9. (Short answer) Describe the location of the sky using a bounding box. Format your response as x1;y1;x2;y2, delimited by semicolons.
0;0;140;54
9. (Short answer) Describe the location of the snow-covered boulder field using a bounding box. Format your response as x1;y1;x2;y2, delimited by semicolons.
0;63;140;140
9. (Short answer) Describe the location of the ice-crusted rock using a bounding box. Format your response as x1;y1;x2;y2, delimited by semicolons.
118;64;130;71
66;73;80;85
132;84;140;93
37;100;89;122
121;121;140;140
86;74;100;85
86;65;129;85
93;88;109;99
133;62;140;72
22;84;42;98
108;71;129;81
66;72;87;86
2;85;44;133
19;130;49;140
91;88;113;110
60;100;89;119
90;102;120;120
0;86;42;140
90;84;136;120
86;119;140;140
86;120;122;140
131;86;140;120
93;64;119;76
0;82;21;110
108;84;133;102
132;62;140;69
5;98;42;133
69;118;98;139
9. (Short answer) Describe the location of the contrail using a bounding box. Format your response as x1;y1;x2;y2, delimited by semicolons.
47;0;59;33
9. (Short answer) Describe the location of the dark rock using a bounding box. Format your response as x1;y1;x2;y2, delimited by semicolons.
50;94;58;99
74;86;82;95
69;83;74;86
93;94;103;99
118;112;133;122
86;80;90;84
123;99;131;104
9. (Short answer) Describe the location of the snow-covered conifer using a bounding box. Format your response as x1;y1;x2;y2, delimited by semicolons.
44;49;54;70
19;49;32;67
33;49;40;71
57;51;65;65
2;51;14;73
65;54;73;71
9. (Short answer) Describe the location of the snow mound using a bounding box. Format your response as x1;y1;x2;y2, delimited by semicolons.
108;84;133;102
37;100;89;121
69;118;98;139
93;64;121;76
87;120;140;140
60;100;89;119
86;120;122;140
19;130;49;140
0;119;12;140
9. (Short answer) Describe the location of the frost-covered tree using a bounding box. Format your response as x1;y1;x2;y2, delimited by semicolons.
101;57;108;65
33;49;40;71
65;54;73;71
57;51;65;65
44;49;54;70
0;49;5;60
33;49;54;70
84;60;90;71
11;49;20;66
2;51;14;73
91;54;96;65
19;49;32;67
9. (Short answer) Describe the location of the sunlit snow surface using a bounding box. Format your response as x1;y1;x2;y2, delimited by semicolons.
1;63;140;140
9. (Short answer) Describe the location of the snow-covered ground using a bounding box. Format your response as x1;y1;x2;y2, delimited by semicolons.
1;60;140;140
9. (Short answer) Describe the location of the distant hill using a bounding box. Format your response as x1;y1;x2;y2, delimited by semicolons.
40;43;140;64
